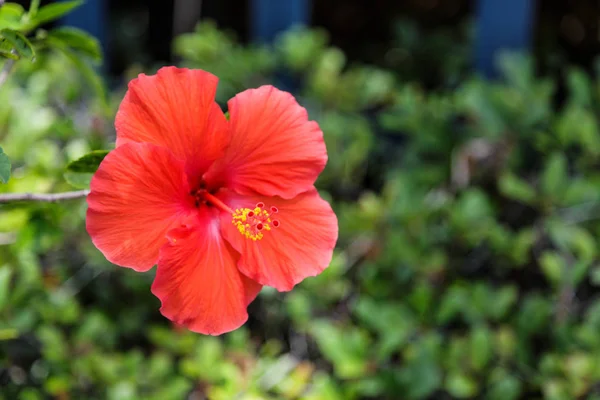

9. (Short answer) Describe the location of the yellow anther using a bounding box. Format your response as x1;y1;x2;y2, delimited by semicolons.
231;202;280;241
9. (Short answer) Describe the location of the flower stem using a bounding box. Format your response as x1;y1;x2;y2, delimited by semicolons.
0;190;90;203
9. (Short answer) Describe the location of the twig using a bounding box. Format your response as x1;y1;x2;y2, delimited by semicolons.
0;190;90;203
0;58;15;88
0;232;16;245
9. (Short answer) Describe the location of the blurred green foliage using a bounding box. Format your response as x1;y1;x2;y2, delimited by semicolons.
3;14;600;400
0;0;106;129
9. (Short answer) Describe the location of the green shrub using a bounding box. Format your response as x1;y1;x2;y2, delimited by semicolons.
3;17;600;400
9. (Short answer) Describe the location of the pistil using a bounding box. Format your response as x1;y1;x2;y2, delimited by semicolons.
202;192;234;214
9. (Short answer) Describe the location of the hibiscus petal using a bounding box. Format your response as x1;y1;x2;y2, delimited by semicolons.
204;86;327;199
220;189;338;291
86;142;195;272
152;209;262;335
115;66;228;183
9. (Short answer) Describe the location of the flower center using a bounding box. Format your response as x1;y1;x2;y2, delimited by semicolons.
189;189;280;241
190;183;213;208
232;202;280;241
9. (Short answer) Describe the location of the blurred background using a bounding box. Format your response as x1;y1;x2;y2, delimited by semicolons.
3;0;600;399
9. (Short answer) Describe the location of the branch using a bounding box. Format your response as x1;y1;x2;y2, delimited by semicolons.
0;58;15;88
0;190;90;203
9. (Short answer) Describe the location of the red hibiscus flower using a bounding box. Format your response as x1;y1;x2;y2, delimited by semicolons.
86;67;338;335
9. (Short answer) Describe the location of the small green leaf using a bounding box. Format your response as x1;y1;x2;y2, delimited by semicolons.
64;150;109;189
0;28;35;60
511;228;536;266
47;27;102;62
64;171;94;189
489;286;518;320
0;3;26;30
539;251;564;285
55;46;107;108
0;328;18;341
67;150;109;173
395;348;442;399
0;266;13;311
487;375;522;400
498;172;536;204
469;325;493;371
25;1;82;29
541;152;567;197
0;49;19;60
311;321;371;379
29;0;41;16
445;372;479;398
567;68;591;106
0;146;11;184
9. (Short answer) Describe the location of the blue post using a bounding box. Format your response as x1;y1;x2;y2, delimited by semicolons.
60;0;107;64
250;0;310;92
475;0;535;78
250;0;310;43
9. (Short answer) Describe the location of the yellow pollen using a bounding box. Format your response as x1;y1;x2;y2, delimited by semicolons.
232;202;280;241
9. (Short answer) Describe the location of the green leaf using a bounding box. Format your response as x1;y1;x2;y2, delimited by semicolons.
354;298;415;358
517;294;552;335
469;325;492;371
541;152;567;197
29;0;41;16
567;68;591;106
511;228;536;266
487;375;522;400
0;3;26;30
436;285;468;324
0;35;17;59
539;251;564;285
0;28;35;60
64;150;109;189
498;172;536;204
311;321;371;379
396;347;442;399
453;189;493;224
0;266;13;311
0;146;11;184
0;328;18;341
24;1;82;30
547;221;597;265
570;228;597;265
47;27;102;62
0;49;19;59
556;106;600;156
445;372;479;398
489;286;518;320
54;46;108;109
66;150;109;173
64;171;93;189
497;51;534;91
